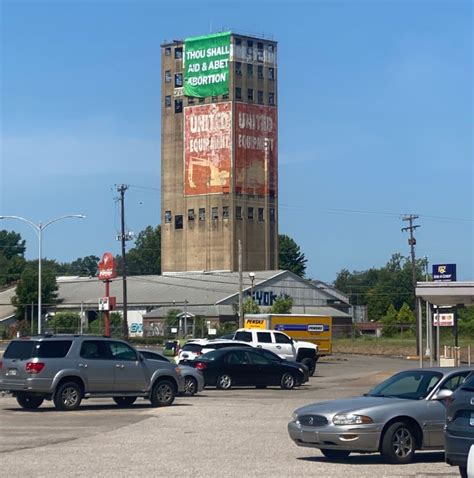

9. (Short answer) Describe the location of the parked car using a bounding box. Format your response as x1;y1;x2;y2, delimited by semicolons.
0;335;185;411
288;367;473;464
191;346;307;390
233;328;318;375
138;349;204;396
177;339;252;365
444;372;474;477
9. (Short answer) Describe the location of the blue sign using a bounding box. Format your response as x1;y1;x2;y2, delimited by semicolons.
432;264;457;282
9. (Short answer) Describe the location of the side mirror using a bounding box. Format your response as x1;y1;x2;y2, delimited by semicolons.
433;389;453;401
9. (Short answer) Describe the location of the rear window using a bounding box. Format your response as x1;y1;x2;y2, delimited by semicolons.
182;343;203;352
4;340;72;359
234;331;252;342
199;350;221;361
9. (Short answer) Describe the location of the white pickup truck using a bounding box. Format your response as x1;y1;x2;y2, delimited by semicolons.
232;328;319;375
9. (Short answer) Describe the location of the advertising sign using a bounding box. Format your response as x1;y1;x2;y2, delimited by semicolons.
184;102;232;196
433;313;454;327
98;252;117;280
235;103;278;196
184;32;230;98
432;264;457;282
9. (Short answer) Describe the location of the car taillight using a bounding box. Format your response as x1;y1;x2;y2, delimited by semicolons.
0;361;3;370
196;351;202;356
195;362;207;370
26;362;45;374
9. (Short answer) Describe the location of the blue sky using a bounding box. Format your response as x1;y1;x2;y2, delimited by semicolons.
1;0;472;282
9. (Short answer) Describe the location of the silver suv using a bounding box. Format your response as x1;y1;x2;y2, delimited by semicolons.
0;335;185;411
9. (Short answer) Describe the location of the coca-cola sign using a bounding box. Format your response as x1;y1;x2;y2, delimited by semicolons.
98;252;117;280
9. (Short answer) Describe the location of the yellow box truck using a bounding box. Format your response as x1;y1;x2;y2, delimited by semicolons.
244;314;333;355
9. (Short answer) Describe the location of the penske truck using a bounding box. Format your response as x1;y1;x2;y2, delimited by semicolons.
244;314;333;355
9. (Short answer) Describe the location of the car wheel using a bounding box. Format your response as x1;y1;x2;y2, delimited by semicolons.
301;358;316;376
459;466;467;478
380;421;416;464
280;372;296;390
150;380;175;407
53;382;83;411
184;376;198;396
16;394;44;410
216;374;232;390
320;449;351;461
113;396;137;407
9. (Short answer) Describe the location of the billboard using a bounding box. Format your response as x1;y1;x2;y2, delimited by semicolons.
184;32;230;98
184;102;232;196
235;103;277;196
432;264;457;282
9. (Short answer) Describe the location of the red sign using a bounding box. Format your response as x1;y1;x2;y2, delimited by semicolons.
235;103;277;196
184;102;232;196
98;252;117;280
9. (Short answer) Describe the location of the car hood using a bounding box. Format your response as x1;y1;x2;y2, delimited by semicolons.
294;340;317;350
295;396;409;416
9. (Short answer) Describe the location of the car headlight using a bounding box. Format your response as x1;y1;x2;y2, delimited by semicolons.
332;413;373;425
292;412;299;421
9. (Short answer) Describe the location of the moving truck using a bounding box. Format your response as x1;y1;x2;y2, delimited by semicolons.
244;314;333;355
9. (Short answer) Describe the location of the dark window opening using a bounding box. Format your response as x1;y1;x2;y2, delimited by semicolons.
247;40;253;48
258;65;264;79
165;47;171;56
199;97;205;103
247;88;253;101
223;93;229;100
223;206;229;219
188;97;195;105
268;44;274;53
165;95;171;108
212;207;219;220
175;73;183;87
235;62;242;76
175;99;183;113
188;209;195;221
258;208;264;221
247;63;253;77
199;208;205;221
165;210;172;223
236;206;242;219
235;87;242;100
268;67;275;80
174;47;183;59
175;215;183;229
270;208;275;222
165;70;171;83
235;38;242;46
268;92;275;105
211;95;218;102
258;91;264;104
248;207;254;220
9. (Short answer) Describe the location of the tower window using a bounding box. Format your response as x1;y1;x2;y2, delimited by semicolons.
188;209;195;221
223;206;229;219
235;87;242;100
235;38;242;46
199;97;205;103
165;47;171;56
175;73;183;87
247;64;253;77
211;95;218;102
174;47;183;59
236;206;242;219
268;93;275;106
248;207;254;220
268;44;274;53
199;208;206;221
257;65;263;79
188;97;195;105
247;88;253;101
223;93;229;100
235;62;242;76
175;215;183;230
165;211;172;223
247;40;253;48
258;91;264;104
175;99;183;113
165;70;171;83
268;67;275;80
212;207;219;220
165;96;171;108
258;208;264;222
270;208;275;222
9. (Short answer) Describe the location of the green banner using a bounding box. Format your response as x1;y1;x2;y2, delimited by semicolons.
184;32;230;98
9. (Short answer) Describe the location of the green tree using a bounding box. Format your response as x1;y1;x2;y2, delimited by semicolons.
217;320;238;337
126;225;161;275
243;298;260;314
11;264;58;318
0;230;27;286
60;256;100;276
381;304;398;337
164;309;181;335
47;312;81;333
278;234;307;277
89;312;122;336
270;295;293;314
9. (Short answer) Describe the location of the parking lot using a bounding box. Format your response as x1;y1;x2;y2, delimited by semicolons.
0;354;458;477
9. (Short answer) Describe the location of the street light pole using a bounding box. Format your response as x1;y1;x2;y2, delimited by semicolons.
0;214;85;334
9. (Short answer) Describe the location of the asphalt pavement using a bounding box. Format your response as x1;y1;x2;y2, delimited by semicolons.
0;354;459;477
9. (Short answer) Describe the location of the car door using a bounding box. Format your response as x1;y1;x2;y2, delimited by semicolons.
79;340;115;392
223;350;254;386
272;332;294;360
248;350;281;386
425;372;471;447
108;341;148;393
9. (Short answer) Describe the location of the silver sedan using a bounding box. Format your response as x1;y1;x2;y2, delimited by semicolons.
138;349;205;396
288;367;473;464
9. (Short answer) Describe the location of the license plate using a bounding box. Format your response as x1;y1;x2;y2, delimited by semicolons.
470;413;474;427
7;369;17;376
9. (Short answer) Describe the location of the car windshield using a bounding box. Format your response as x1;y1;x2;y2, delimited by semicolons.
367;370;443;400
198;350;221;361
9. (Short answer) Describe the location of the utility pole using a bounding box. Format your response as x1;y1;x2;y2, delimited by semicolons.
117;184;129;339
401;214;420;355
238;239;243;328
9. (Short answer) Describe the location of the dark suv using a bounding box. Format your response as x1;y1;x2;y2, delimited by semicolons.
0;335;184;411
